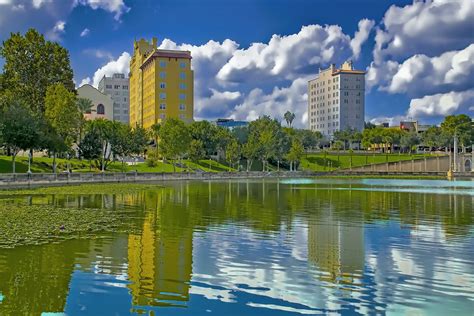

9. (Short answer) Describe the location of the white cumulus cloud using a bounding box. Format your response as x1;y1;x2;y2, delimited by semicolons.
230;76;311;127
90;51;131;88
368;0;474;90
75;0;130;21
407;89;474;118
350;19;375;60
386;44;474;96
216;24;361;84
79;77;91;87
374;0;474;63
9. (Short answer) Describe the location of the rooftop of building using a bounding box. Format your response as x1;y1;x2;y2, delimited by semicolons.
309;61;365;82
135;37;192;69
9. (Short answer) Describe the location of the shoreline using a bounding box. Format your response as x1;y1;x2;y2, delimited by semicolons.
0;170;471;189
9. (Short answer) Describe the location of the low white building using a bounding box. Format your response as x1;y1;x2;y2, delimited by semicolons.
77;84;114;121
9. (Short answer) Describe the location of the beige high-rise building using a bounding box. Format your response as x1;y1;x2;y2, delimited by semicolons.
308;61;365;136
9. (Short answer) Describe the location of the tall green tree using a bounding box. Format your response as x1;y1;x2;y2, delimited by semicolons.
0;101;40;173
422;126;450;150
83;119;114;171
188;139;206;163
130;125;148;156
225;138;240;170
242;137;261;171
247;116;281;171
189;121;219;157
400;131;420;153
159;118;191;171
297;129;322;150
0;28;75;115
44;83;81;172
78;127;101;171
286;139;304;171
440;114;474;150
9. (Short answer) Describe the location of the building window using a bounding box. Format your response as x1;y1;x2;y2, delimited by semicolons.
160;93;166;100
160;61;167;68
179;72;186;79
160;82;166;89
160;113;166;119
179;104;186;110
179;83;186;89
122;85;128;90
106;85;112;89
179;62;186;68
97;104;105;115
160;72;166;79
159;103;166;110
179;114;186;119
114;85;120;89
179;93;186;100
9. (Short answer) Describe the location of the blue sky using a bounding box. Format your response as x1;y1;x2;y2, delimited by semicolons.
0;0;473;127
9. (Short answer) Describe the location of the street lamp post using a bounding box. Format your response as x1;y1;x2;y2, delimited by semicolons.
67;153;71;173
453;135;458;172
27;151;32;174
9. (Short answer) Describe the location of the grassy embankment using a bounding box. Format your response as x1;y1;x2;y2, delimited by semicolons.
0;153;436;173
0;155;234;173
299;152;435;172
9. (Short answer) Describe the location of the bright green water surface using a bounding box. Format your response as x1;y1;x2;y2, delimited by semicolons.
0;178;473;315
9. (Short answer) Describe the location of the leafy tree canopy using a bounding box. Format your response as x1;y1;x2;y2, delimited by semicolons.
0;28;75;115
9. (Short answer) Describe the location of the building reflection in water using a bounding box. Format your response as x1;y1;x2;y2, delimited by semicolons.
308;210;364;285
127;186;193;309
0;179;473;315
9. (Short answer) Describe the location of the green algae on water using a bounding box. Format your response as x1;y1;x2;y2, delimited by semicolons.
0;204;141;249
0;183;163;196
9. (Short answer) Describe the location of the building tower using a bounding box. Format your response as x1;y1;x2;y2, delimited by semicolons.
98;73;130;124
129;37;194;129
308;61;365;137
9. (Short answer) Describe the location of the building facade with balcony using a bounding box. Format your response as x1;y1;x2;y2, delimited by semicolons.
308;61;365;137
129;37;194;129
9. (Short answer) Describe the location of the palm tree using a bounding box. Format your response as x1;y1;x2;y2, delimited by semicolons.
76;98;93;152
76;97;93;114
284;111;296;127
150;123;161;147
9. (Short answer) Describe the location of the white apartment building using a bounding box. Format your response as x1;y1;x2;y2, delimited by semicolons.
308;61;365;137
98;73;130;124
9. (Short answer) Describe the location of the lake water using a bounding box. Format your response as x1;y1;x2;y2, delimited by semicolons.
0;178;473;315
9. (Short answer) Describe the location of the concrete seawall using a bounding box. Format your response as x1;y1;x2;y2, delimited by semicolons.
0;171;322;189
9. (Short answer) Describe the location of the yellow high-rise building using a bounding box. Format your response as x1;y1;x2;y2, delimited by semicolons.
129;37;194;129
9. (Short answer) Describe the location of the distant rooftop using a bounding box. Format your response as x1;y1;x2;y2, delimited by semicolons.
317;60;366;76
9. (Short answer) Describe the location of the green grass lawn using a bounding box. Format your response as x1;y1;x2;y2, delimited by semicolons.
0;155;234;173
1;153;437;174
300;153;436;172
